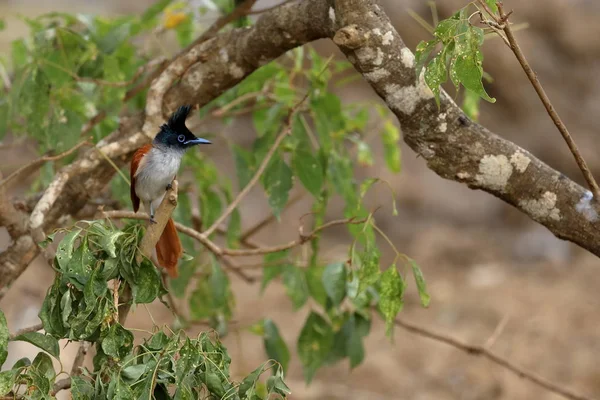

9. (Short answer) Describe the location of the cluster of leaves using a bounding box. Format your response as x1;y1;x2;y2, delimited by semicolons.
0;221;289;399
414;0;498;112
38;221;165;341
1;310;289;400
1;0;433;394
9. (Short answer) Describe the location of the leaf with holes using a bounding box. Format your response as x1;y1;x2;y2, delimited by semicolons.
379;265;405;336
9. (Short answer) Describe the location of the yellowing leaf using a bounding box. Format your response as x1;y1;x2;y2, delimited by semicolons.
164;9;188;29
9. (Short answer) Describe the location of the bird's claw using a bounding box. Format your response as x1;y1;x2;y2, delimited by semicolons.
166;183;173;191
149;217;157;224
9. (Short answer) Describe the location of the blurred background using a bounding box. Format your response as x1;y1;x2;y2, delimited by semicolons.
2;0;600;399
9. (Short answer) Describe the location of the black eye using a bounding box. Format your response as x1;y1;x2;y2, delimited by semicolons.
177;134;185;143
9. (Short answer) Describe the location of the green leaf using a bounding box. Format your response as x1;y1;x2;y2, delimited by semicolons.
262;319;290;371
346;313;370;368
11;331;60;359
453;26;495;103
414;39;438;77
356;141;374;166
226;208;241;248
232;144;254;189
485;0;499;13
102;323;134;360
0;370;15;396
261;251;288;292
0;19;5;31
282;265;309;310
0;310;8;366
55;228;83;270
262;155;293;219
381;121;402;173
133;259;161;304
424;54;447;107
267;365;291;396
297;312;334;383
121;364;147;381
305;266;328;307
322;262;347;306
462;88;481;121
358;246;381;293
71;375;95;399
379;265;405;336
410;258;431;307
292;147;323;197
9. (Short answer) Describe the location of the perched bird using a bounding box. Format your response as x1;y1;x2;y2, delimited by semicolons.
130;105;211;277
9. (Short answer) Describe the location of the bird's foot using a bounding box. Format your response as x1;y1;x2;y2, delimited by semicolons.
166;183;173;191
149;216;157;224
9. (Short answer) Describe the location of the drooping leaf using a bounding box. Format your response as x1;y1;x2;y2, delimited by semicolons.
232;144;254;190
0;370;16;396
381;121;402;173
282;265;309;310
11;331;60;359
415;39;438;77
55;228;83;270
322;262;347;306
71;375;95;399
358;246;381;293
305;266;328;307
133;259;161;304
238;364;265;399
266;365;291;396
379;265;405;336
261;251;288;292
0;310;8;366
292;147;323;197
297;312;334;383
262;319;290;372
485;0;499;13
410;258;431;307
262;155;293;219
424;53;447;107
101;323;134;360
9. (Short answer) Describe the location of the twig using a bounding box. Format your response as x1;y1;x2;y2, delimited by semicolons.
8;323;44;340
484;313;510;349
102;210;366;257
246;0;296;15
202;93;309;237
394;318;593;400
493;3;600;201
69;342;89;376
0;140;89;190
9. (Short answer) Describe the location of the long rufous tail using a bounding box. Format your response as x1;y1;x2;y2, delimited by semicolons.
155;218;182;278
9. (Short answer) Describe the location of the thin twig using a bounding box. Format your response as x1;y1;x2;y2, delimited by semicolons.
8;323;44;340
494;3;600;201
203;92;309;237
101;211;366;257
0;140;89;190
394;318;593;400
484;313;510;350
246;0;296;15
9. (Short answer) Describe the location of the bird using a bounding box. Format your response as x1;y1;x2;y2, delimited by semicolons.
130;105;211;277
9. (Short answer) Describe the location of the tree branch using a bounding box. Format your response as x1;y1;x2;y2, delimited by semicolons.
8;323;44;340
394;318;593;400
489;3;600;201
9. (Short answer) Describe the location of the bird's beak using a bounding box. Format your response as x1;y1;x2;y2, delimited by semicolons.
185;138;212;145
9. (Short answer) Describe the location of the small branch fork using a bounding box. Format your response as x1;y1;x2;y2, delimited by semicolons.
477;0;600;201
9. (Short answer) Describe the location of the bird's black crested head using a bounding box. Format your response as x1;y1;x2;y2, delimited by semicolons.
153;105;211;150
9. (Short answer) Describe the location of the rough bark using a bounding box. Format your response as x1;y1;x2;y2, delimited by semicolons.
2;0;600;297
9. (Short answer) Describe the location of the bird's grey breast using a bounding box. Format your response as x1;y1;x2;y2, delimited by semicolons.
134;146;183;203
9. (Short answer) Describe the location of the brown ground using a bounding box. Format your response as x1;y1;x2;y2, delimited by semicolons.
2;1;600;399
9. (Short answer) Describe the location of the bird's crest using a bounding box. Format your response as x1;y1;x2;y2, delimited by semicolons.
162;105;192;132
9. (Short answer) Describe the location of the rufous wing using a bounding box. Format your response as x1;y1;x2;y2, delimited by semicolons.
130;144;152;213
155;218;182;278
